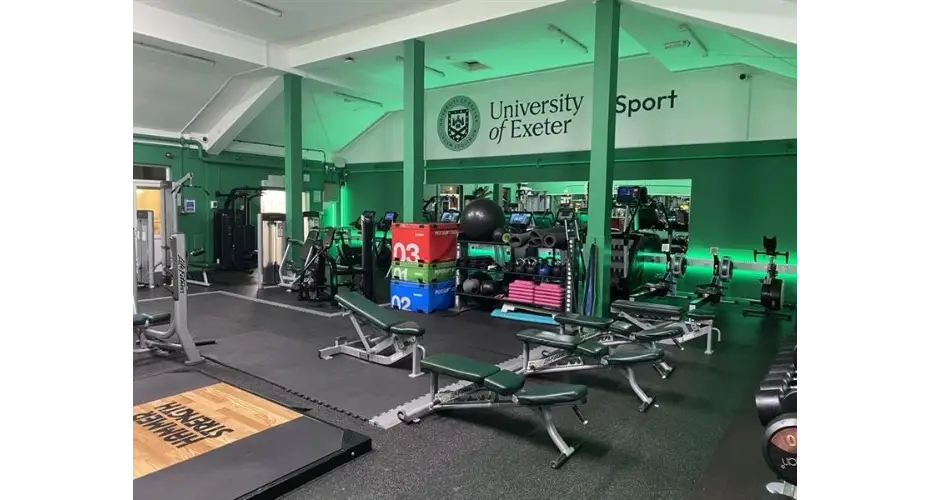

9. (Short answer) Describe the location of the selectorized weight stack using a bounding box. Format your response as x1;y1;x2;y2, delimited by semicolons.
744;236;793;321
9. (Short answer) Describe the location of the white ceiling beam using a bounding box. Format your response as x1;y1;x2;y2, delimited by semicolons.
627;0;796;45
134;2;275;67
285;0;568;68
200;76;284;154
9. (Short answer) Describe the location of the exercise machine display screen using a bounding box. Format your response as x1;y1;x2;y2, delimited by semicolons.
383;211;398;223
440;211;460;223
556;208;576;222
616;186;648;205
509;212;532;225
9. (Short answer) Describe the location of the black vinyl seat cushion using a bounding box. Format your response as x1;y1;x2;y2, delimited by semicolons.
632;325;685;341
688;309;716;320
554;312;613;329
390;320;426;337
133;312;172;328
336;291;403;330
605;344;665;365
611;299;686;317
516;329;583;350
576;341;609;358
424;353;588;406
608;321;635;334
514;384;588;405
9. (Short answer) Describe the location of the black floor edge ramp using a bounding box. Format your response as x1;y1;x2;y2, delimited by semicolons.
202;355;376;424
133;370;373;500
241;430;372;500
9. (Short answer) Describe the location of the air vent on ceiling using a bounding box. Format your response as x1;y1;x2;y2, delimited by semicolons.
458;60;490;71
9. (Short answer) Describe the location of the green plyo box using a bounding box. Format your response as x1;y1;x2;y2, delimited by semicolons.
389;261;456;284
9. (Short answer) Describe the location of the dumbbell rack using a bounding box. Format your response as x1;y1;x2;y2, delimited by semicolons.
756;339;797;499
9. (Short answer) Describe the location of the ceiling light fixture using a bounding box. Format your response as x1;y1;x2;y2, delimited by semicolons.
134;41;217;66
334;92;383;108
547;24;588;54
235;0;283;18
395;56;446;78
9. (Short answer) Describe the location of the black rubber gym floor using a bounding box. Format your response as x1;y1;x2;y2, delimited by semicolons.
136;271;795;499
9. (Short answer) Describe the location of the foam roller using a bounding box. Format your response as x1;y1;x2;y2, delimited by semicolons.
507;232;534;248
542;231;567;249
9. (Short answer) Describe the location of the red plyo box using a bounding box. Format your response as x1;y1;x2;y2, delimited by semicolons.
391;223;459;263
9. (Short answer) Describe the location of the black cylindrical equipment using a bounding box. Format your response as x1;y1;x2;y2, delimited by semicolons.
360;213;375;300
508;231;534;248
539;228;568;249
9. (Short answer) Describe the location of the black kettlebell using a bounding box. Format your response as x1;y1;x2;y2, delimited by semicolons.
514;258;526;274
551;260;563;277
526;258;539;275
491;227;506;243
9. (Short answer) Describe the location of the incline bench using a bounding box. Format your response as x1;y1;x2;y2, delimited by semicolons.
397;353;589;469
611;299;721;356
319;291;426;377
516;313;679;412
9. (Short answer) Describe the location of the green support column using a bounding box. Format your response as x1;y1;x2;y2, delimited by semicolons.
403;39;425;223
283;74;304;246
587;0;621;316
492;184;501;206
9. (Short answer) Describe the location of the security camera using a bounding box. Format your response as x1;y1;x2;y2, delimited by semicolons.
739;73;750;81
202;136;209;142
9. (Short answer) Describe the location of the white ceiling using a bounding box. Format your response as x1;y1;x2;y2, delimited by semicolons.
133;0;796;156
139;0;458;45
133;34;261;132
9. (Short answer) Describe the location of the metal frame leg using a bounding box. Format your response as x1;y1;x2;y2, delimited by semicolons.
522;342;531;372
622;367;655;413
409;340;425;378
540;407;577;469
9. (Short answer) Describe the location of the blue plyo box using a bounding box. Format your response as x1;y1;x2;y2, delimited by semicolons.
389;279;455;313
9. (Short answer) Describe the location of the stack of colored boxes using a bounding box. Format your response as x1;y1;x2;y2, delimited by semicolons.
388;222;459;313
505;279;565;310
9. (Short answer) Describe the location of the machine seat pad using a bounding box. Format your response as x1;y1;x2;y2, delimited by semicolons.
133;312;172;328
607;321;635;334
516;329;583;350
554;312;613;329
483;370;526;396
605;344;665;365
611;299;686;316
633;325;685;341
421;354;500;383
576;341;609;358
688;309;716;320
336;291;403;330
515;384;588;406
390;321;425;337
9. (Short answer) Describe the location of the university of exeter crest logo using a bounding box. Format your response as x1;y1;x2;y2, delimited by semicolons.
437;95;480;151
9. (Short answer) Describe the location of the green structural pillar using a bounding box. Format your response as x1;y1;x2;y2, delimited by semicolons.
492;184;501;206
587;0;621;316
403;39;426;223
283;74;304;245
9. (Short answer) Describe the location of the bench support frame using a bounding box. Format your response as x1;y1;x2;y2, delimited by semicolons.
319;313;425;377
520;339;657;413
135;234;205;366
398;372;584;468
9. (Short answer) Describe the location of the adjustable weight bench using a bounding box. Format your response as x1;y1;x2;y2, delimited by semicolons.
611;299;722;355
319;291;426;377
517;314;670;412
187;248;216;287
551;312;683;380
397;353;589;469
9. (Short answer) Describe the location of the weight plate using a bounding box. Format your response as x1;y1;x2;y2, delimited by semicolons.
763;414;797;485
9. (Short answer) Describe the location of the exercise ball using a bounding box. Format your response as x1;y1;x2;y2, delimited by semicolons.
462;278;481;294
479;280;499;296
460;198;506;242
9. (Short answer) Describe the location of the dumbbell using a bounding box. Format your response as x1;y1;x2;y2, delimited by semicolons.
759;372;797;391
756;376;797;426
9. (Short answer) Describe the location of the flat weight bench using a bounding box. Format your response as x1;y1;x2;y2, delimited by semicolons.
516;327;664;413
319;291;427;377
187;248;217;287
611;300;722;355
553;312;683;380
397;353;589;469
133;312;172;329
